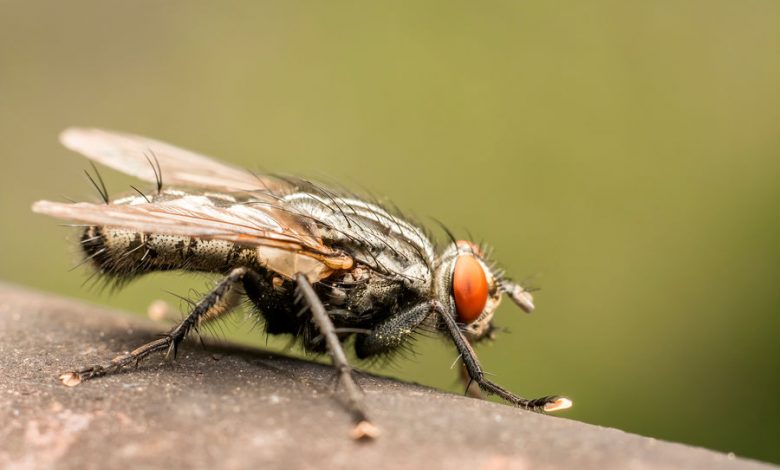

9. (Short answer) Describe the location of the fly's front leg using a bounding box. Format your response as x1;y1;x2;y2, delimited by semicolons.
59;267;254;386
459;361;484;399
294;273;379;440
354;302;434;359
437;303;572;413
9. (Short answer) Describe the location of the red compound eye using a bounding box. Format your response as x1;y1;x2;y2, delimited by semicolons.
453;254;489;324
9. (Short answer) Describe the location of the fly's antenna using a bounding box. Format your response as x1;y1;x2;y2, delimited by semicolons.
144;149;163;194
501;279;536;313
84;162;109;204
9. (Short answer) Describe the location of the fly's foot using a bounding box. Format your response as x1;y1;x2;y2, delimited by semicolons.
59;371;84;387
56;268;252;388
58;336;172;387
540;396;573;412
59;364;112;387
58;351;142;386
510;394;573;412
350;420;381;441
475;377;573;413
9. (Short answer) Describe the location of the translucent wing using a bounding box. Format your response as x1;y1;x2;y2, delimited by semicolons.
32;196;353;281
60;128;292;193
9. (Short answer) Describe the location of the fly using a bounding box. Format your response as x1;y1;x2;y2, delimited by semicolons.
32;128;572;440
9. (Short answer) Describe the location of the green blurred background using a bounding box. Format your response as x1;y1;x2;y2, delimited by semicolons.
1;0;779;463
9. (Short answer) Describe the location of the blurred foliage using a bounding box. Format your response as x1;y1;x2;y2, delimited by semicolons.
1;0;779;463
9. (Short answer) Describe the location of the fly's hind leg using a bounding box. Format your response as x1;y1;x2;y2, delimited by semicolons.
60;267;254;386
294;273;379;440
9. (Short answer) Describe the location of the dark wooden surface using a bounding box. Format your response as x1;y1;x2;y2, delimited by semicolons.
0;283;775;470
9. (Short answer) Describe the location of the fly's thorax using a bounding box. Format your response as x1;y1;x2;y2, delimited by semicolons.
434;241;503;342
320;265;406;315
283;191;436;289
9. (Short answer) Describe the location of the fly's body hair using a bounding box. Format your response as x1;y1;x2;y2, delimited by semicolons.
84;162;109;204
73;190;428;360
35;127;570;439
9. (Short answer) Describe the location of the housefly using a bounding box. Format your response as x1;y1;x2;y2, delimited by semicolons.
33;128;572;439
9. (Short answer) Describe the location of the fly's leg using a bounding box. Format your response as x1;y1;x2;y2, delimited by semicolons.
459;361;484;399
436;302;572;413
354;302;434;359
294;273;379;441
352;302;480;400
59;267;253;386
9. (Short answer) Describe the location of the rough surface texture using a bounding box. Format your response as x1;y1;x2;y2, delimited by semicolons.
0;283;775;470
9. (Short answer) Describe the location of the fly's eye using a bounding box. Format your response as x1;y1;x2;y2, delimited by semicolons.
452;254;489;324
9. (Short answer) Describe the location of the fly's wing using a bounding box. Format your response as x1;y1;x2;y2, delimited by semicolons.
32;197;353;282
60;128;292;194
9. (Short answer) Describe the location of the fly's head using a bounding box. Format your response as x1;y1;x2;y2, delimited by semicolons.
434;240;535;342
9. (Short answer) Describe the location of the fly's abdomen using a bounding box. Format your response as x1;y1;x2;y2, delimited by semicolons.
81;225;256;279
